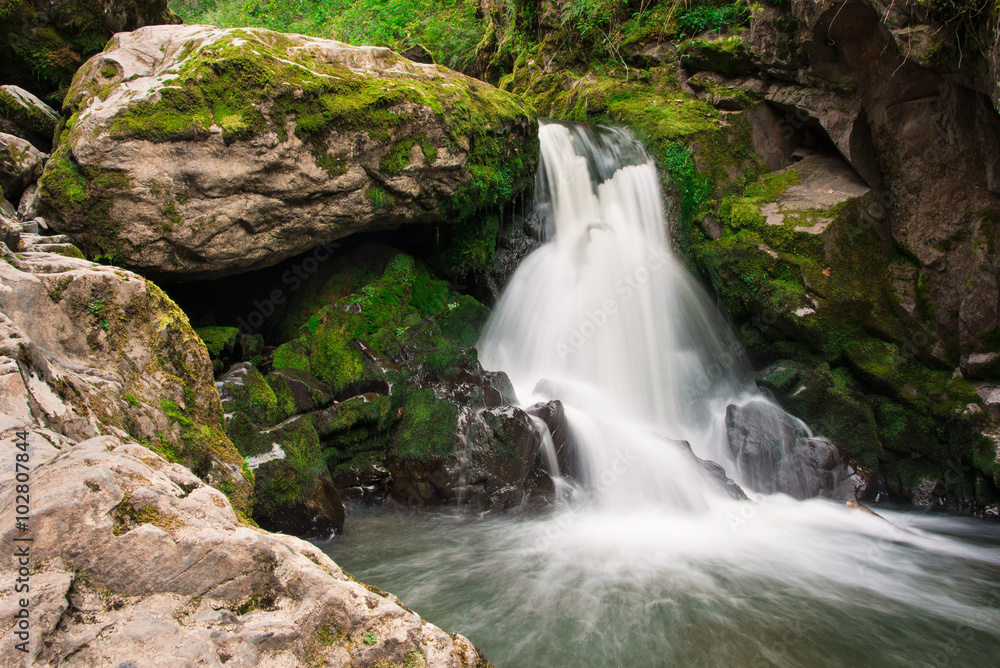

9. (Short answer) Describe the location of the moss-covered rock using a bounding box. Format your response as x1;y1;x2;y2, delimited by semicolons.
0;0;179;103
37;24;538;279
0;243;251;514
697;156;1000;507
678;34;755;78
0;85;59;150
218;362;281;428
0;131;47;202
266;368;334;422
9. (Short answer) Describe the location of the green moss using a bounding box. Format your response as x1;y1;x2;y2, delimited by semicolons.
273;308;368;394
676;34;752;78
37;145;133;263
252;418;326;516
380;132;437;174
195;326;240;357
220;364;280;427
390;388;459;460
46;275;73;302
49;244;86;259
112;490;185;536
364;186;397;210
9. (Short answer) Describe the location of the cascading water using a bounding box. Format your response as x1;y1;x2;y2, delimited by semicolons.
326;121;1000;667
479;120;759;505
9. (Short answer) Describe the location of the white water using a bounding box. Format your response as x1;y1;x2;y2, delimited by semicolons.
326;121;1000;667
480;120;757;504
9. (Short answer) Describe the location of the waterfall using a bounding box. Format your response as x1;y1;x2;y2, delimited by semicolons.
329;120;1000;668
479;120;760;507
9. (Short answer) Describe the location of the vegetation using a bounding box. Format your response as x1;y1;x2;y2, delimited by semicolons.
170;0;486;71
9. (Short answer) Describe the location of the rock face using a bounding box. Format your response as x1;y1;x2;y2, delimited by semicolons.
38;24;538;280
0;436;482;667
0;132;47;202
748;0;1000;358
0;86;60;151
725;400;869;501
0;0;179;101
0;240;252;512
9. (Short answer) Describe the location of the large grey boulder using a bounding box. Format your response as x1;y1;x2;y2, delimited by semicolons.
38;24;538;280
0;436;482;667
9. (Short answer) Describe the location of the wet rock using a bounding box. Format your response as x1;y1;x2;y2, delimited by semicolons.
526;399;574;477
910;477;947;507
387;404;556;511
480;211;544;305
38;25;536;279
725;400;867;501
334;464;393;504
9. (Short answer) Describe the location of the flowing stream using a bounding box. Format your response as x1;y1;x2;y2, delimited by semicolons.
325;121;1000;667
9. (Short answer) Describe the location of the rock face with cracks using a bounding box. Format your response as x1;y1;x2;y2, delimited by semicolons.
37;24;538;280
0;436;483;667
0;242;251;512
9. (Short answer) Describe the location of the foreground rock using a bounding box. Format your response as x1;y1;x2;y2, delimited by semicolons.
0;241;251;511
39;24;537;279
0;437;483;667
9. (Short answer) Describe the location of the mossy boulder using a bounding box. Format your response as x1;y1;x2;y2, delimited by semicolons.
0;85;59;151
218;363;342;535
0;131;47;202
0;242;251;513
218;362;281;428
0;0;179;102
245;416;344;536
266;368;334;421
678;34;755;78
37;24;538;279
